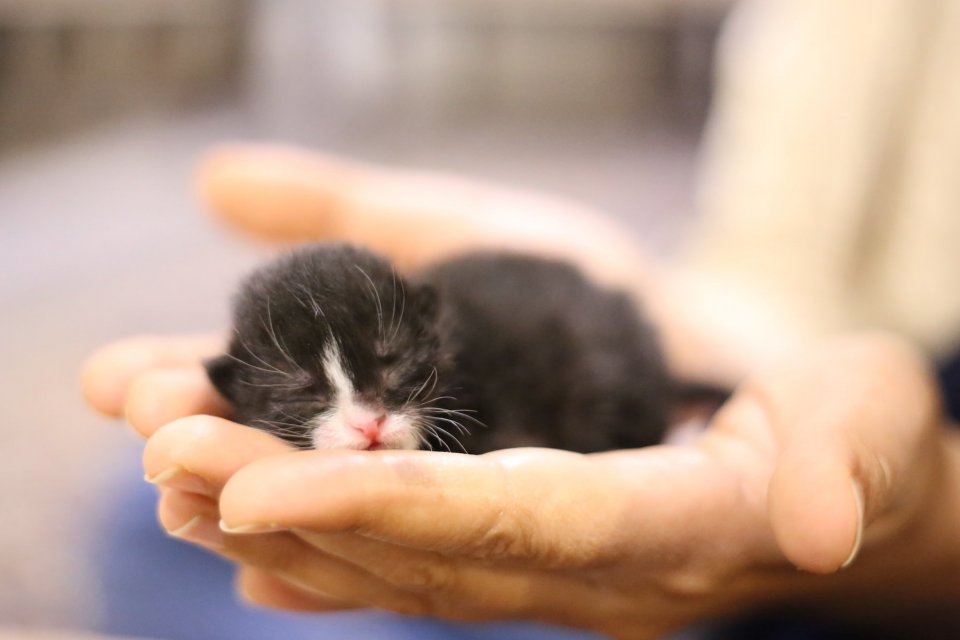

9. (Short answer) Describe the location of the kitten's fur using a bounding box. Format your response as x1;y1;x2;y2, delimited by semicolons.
206;244;670;454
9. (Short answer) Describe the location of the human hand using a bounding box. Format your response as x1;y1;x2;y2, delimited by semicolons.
191;143;789;383
82;145;960;636
83;329;960;639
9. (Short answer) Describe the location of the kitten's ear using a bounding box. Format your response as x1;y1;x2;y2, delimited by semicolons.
204;354;239;403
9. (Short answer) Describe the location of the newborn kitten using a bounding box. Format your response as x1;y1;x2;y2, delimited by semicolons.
205;244;672;454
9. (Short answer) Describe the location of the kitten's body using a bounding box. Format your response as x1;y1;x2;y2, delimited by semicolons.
206;244;671;454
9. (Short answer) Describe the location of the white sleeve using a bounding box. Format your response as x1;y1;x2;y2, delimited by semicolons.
684;0;960;356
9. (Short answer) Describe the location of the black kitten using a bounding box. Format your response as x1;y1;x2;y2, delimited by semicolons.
206;244;672;454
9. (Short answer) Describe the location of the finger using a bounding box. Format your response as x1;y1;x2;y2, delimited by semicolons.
196;145;650;291
158;487;225;552
144;415;293;497
150;430;623;620
197;145;357;243
126;365;231;437
219;446;748;570
223;530;433;616
757;333;942;573
197;144;512;269
156;484;428;614
292;529;594;623
236;567;361;613
82;334;223;417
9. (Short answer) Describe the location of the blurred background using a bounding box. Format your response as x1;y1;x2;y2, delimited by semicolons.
0;0;731;636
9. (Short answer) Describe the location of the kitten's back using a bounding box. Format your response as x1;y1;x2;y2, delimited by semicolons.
419;253;669;453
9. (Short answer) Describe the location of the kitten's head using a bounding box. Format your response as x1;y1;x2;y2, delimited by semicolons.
206;245;446;451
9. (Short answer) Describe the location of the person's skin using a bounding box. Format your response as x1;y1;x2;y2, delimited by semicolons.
83;145;960;639
194;145;804;386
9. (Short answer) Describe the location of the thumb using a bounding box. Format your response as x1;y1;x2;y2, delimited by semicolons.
762;334;941;574
767;438;864;574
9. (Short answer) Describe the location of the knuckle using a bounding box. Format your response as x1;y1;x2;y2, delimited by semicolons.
467;505;579;568
470;509;537;561
655;564;725;603
391;561;459;594
161;413;225;440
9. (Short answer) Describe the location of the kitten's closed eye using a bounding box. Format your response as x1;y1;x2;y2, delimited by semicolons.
379;353;400;366
272;398;326;412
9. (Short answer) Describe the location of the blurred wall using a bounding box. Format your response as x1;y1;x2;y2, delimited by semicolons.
0;0;246;148
244;0;724;139
0;0;728;153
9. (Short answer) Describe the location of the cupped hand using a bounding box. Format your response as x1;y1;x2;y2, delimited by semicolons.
83;327;960;639
190;143;783;383
81;145;960;637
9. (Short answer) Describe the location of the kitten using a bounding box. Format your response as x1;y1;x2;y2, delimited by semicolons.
206;244;673;454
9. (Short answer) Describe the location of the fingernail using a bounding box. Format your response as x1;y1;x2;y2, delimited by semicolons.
219;519;282;535
841;480;865;569
170;515;225;550
144;467;179;484
145;467;213;496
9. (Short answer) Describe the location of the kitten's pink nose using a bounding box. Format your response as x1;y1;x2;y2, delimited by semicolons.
352;413;387;443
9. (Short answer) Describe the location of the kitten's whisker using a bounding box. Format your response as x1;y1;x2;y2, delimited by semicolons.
419;436;433;451
423;406;477;414
420;407;480;420
419;407;486;429
407;367;438;405
262;296;300;370
423;424;453;453
424;420;468;453
236;379;307;389
413;394;457;407
418;367;439;402
424;366;439;400
428;415;470;436
251;417;305;429
413;421;433;451
229;331;292;378
223;352;287;378
254;420;306;431
296;283;328;322
251;420;311;439
423;412;473;434
388;266;399;341
292;287;328;326
277;409;306;423
388;270;406;345
354;264;385;339
286;284;313;316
